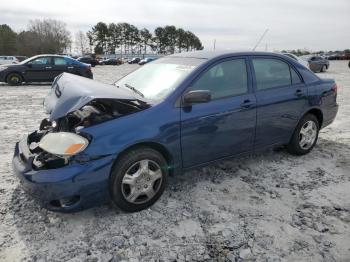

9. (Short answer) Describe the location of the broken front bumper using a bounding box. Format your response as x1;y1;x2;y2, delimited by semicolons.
12;134;115;212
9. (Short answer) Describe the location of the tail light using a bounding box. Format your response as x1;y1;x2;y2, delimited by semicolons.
332;83;338;95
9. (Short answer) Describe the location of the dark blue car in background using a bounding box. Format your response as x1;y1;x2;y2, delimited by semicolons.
0;54;93;85
12;51;338;212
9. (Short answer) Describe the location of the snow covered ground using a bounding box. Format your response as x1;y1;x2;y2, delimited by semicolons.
0;61;349;261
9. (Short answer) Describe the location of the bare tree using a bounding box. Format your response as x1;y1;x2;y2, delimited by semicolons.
28;19;71;54
75;30;89;55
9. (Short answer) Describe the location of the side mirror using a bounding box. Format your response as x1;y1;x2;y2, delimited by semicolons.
183;90;211;105
26;63;32;68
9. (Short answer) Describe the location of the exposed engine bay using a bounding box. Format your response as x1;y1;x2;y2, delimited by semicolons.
41;98;149;132
28;98;149;170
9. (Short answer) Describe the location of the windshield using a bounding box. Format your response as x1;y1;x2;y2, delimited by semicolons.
20;56;38;64
115;57;205;101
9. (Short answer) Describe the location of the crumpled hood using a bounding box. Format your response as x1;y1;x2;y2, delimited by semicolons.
44;73;145;120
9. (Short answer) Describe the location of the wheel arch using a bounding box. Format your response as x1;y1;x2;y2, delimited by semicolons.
5;71;24;82
305;108;323;128
110;141;174;176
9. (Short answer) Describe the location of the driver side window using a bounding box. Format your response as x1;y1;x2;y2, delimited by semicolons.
30;57;51;65
189;59;248;100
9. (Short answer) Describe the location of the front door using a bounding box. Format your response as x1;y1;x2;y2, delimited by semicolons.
180;58;256;168
25;56;53;81
250;56;309;148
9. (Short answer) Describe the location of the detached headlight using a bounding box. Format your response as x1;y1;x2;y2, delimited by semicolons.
39;132;89;156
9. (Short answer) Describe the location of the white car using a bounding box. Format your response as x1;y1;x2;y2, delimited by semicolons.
0;56;19;65
281;53;309;68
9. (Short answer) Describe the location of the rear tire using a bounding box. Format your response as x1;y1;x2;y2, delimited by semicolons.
287;114;319;155
6;73;23;86
109;147;168;212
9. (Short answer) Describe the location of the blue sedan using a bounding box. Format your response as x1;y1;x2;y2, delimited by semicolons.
12;51;338;212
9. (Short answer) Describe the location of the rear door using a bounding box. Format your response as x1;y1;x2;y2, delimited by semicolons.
67;58;86;76
52;57;74;78
180;57;256;168
250;56;308;148
25;56;53;81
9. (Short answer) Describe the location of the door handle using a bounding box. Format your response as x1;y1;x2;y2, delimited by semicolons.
67;66;74;69
294;89;304;97
45;66;52;69
240;99;254;109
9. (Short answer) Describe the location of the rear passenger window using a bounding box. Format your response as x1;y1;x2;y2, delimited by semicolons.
190;59;248;100
253;59;290;90
291;67;302;84
54;57;68;65
252;58;302;90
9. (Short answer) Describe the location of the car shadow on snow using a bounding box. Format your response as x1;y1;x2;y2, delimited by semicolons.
0;82;51;87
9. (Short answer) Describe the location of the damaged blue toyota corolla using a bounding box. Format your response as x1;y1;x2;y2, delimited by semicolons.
12;51;338;212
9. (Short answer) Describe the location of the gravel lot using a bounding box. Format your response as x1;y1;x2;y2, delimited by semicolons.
0;61;349;262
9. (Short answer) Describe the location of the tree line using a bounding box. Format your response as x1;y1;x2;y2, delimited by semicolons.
0;20;71;57
87;22;203;55
0;19;204;57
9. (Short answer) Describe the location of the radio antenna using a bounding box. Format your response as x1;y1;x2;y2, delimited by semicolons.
252;29;269;51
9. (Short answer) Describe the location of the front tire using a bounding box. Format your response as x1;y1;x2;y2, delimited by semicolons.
109;147;168;212
321;65;327;72
6;73;23;86
287;114;319;155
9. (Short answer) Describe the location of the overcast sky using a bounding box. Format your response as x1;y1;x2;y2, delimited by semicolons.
1;0;349;51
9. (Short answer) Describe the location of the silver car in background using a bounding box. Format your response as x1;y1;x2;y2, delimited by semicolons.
281;53;309;68
307;56;330;73
0;56;19;65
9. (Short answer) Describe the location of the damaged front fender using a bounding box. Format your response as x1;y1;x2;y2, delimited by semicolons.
32;73;152;170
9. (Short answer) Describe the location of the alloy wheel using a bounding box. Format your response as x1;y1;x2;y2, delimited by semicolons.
9;74;21;85
121;159;163;204
299;120;317;150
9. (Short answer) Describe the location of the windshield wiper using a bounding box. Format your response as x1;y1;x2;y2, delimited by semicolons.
124;83;144;98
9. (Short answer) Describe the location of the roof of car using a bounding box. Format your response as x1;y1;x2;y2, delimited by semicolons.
31;54;71;58
34;54;62;57
169;50;290;60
